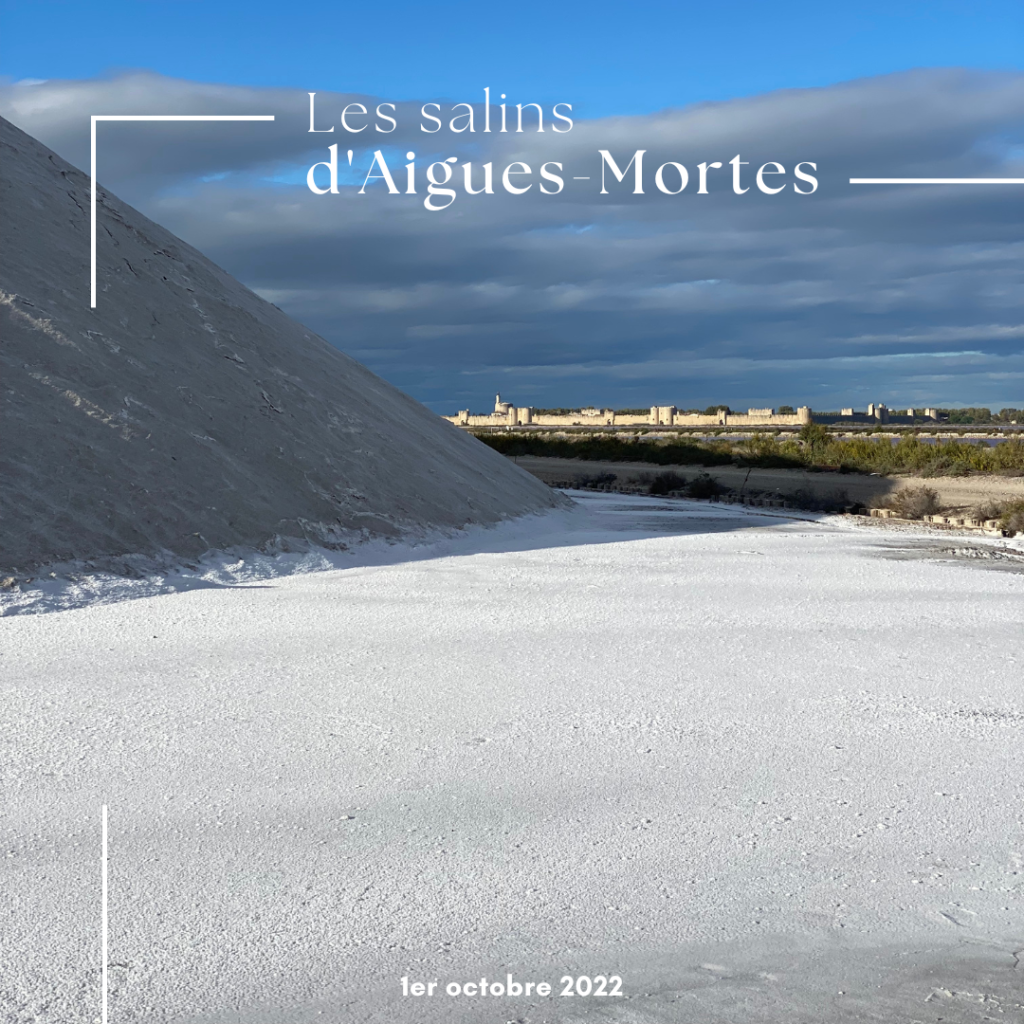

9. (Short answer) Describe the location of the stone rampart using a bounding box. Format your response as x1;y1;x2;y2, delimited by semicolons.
446;397;813;429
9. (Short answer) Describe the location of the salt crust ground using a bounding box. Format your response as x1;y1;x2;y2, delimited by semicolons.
3;493;1022;1023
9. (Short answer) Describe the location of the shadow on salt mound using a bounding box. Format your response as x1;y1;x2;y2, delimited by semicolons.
0;492;842;617
0;114;561;576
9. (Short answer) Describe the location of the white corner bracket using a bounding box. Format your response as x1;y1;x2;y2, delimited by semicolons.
90;114;275;308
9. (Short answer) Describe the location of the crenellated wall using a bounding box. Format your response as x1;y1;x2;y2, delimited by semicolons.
446;398;813;429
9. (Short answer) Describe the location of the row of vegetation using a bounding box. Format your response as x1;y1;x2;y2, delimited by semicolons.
548;469;856;513
932;407;1022;424
476;424;1024;477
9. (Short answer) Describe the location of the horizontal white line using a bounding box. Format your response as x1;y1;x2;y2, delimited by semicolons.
93;114;275;121
850;177;1024;184
573;176;590;180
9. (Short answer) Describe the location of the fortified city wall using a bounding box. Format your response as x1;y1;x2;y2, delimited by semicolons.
446;396;813;428
444;397;941;429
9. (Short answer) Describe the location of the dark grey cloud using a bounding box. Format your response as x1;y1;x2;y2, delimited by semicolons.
3;68;1023;412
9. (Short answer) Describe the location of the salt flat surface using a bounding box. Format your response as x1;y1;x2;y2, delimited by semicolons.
3;494;1023;1023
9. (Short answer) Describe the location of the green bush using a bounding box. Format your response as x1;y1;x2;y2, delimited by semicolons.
738;433;804;469
472;429;1024;478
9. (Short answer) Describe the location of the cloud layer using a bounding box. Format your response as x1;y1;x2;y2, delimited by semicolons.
3;69;1023;412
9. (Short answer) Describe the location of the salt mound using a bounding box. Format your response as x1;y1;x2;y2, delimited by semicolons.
0;116;561;574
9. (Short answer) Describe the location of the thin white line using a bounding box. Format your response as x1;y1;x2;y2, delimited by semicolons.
93;115;275;122
850;178;1024;184
89;115;274;308
90;117;97;308
101;804;108;1024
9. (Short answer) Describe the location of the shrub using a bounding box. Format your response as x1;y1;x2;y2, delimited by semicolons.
886;486;940;519
648;471;687;495
998;500;1024;536
989;437;1024;472
782;488;852;512
687;472;723;499
574;472;618;489
920;459;971;478
966;498;1024;535
971;500;1005;521
738;433;804;469
797;422;831;451
784;488;819;510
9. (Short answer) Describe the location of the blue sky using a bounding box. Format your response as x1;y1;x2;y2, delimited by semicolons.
2;1;1021;116
2;2;1023;412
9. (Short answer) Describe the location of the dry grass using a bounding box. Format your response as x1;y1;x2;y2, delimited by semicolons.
997;499;1024;536
885;486;941;519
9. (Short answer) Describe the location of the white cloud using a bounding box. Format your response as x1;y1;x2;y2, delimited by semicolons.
4;68;1024;409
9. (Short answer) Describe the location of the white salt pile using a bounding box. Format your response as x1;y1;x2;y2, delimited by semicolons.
0;115;560;576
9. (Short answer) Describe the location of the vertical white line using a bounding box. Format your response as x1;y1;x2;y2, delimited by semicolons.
90;116;97;309
101;804;108;1024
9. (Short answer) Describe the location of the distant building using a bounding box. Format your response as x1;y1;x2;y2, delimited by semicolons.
446;397;812;428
